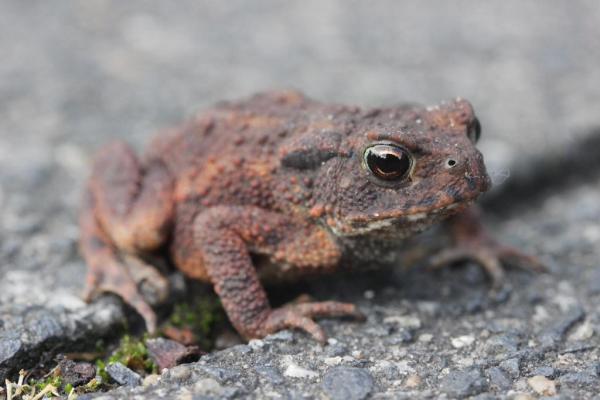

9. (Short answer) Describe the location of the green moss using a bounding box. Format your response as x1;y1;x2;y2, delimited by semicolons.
107;335;157;374
168;296;224;348
20;385;34;395
81;295;223;393
83;377;103;393
64;383;74;395
95;359;110;383
29;375;63;397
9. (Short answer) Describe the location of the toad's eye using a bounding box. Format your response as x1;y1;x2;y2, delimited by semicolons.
468;118;481;143
363;144;412;181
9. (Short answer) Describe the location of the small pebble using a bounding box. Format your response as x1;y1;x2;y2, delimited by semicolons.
499;358;520;378
143;374;160;387
56;358;96;386
487;367;511;390
451;335;475;349
527;375;557;396
404;374;421;388
322;367;374;400
485;334;519;353
164;364;192;383
383;315;421;329
567;320;594;341
325;342;348;357
559;371;596;387
512;394;535;400
440;368;487;398
418;333;433;343
146;337;202;371
105;362;142;387
531;366;557;379
324;356;343;366
248;339;266;350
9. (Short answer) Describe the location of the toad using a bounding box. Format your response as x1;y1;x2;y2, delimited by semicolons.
80;91;542;342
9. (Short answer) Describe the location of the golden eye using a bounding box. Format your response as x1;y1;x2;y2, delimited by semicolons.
363;144;412;181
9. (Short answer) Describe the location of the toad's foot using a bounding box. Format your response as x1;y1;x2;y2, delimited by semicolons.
428;239;546;288
82;253;170;333
259;301;364;343
428;206;546;288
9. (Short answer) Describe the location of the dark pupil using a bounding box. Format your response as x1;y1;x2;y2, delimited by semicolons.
366;145;411;180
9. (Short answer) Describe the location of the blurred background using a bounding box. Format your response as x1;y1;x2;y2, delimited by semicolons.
2;1;599;185
1;0;600;306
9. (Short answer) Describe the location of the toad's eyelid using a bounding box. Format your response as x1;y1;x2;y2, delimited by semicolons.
367;133;423;152
367;137;428;155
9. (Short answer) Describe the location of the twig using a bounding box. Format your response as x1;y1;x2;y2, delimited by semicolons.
29;384;59;400
5;380;12;400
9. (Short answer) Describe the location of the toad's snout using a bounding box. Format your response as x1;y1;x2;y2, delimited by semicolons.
444;150;491;194
466;151;491;193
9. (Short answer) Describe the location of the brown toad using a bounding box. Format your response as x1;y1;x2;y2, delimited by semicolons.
80;90;541;342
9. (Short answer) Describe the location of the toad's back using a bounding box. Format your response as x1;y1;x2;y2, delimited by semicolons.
145;90;347;181
145;91;355;280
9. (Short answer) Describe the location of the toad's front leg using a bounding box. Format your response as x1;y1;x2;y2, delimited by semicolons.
429;206;546;287
192;206;363;342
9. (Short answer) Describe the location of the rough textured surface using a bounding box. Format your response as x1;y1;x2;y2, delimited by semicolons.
1;1;600;399
0;299;124;381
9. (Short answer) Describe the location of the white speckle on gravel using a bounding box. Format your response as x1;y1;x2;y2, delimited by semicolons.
282;356;318;379
567;320;594;341
324;356;343;366
248;339;266;350
395;360;416;375
418;333;434;343
383;315;421;329
451;335;475;348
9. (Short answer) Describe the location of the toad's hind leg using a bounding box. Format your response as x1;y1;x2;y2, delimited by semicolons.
79;141;174;332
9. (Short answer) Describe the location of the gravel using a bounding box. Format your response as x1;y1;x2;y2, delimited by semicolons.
440;368;488;398
105;363;142;387
1;1;600;399
322;367;374;400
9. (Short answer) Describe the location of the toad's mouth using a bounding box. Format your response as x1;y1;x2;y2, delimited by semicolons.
330;199;474;238
351;197;473;223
